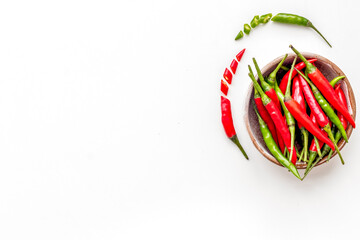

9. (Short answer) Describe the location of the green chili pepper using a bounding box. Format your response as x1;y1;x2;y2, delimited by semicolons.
250;15;260;28
329;76;346;87
259;13;272;24
244;24;251;35
235;30;244;40
272;13;332;48
253;103;301;180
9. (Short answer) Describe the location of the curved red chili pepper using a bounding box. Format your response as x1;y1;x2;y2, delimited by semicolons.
298;74;328;128
236;48;246;61
223;68;232;84
307;69;355;128
230;59;238;74
279;58;317;94
284;98;335;150
254;94;278;145
221;80;229;95
221;96;249;159
292;76;306;129
335;84;348;129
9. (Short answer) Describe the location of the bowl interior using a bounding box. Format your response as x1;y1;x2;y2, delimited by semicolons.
245;53;356;169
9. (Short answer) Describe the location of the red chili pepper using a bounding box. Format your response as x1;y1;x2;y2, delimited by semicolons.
283;98;335;150
221;96;248;159
223;68;232;84
292;76;306;129
335;84;348;129
254;88;278;145
221;80;229;95
298;74;328;128
230;59;238;74
236;48;246;62
279;58;317;94
290;45;356;128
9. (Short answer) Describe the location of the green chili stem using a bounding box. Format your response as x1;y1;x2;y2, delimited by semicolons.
280;66;290;71
313;136;322;156
267;54;288;87
301;128;308;162
323;125;344;164
308;23;332;48
326;130;342;161
230;135;249;160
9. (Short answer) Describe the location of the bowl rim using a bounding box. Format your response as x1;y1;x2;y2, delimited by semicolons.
244;52;356;169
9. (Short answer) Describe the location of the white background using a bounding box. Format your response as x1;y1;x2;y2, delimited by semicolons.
0;0;359;239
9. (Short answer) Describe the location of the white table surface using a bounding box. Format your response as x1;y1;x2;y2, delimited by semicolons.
0;0;359;239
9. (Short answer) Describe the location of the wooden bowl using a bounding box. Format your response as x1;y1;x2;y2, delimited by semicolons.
245;53;356;169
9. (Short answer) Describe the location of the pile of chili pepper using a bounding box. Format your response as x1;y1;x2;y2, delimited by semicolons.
220;49;249;160
249;45;355;179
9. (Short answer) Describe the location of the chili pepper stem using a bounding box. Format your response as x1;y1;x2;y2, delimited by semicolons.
323;125;344;164
298;147;304;162
313;136;322;156
267;54;288;87
289;45;316;74
301;128;308;162
308;23;332;48
230;135;249;160
281;66;290;71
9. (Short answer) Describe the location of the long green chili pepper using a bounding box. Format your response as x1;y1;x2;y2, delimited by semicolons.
259;13;272;24
296;69;348;142
284;57;298;162
329;76;346;87
267;54;288;88
244;24;251;35
296;70;345;164
271;13;332;47
250;15;260;28
253;103;301;180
